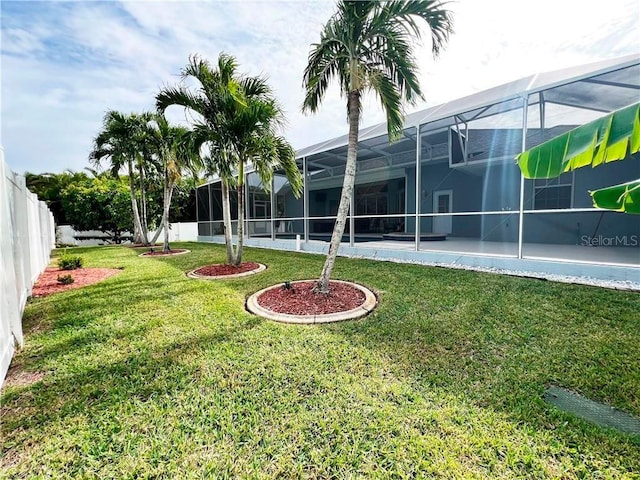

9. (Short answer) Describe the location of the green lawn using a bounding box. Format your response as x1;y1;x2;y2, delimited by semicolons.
2;242;639;478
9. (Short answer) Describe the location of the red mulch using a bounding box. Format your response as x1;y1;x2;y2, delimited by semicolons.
31;267;121;297
257;281;366;315
139;249;188;256
194;262;260;276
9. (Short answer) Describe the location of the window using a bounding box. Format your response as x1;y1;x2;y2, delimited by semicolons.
534;174;573;210
355;182;388;216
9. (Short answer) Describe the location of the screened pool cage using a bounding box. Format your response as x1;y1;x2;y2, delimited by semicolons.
197;55;640;269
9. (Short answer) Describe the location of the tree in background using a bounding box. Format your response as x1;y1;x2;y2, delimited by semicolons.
60;176;133;243
25;170;91;224
303;0;453;292
157;54;302;265
25;169;196;237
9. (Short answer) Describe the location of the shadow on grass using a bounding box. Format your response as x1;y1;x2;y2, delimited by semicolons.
1;318;261;450
327;264;640;447
7;244;639;475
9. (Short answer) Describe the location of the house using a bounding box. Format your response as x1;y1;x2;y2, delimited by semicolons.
196;54;639;282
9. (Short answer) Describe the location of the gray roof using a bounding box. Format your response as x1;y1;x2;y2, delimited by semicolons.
296;53;640;159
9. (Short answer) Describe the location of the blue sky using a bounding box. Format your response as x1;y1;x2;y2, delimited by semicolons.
1;0;639;175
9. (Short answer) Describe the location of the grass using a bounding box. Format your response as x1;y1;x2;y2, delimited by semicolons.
1;242;639;478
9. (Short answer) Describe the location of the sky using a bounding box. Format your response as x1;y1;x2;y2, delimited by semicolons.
1;0;639;175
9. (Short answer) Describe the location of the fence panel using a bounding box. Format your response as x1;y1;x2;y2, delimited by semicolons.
0;148;55;384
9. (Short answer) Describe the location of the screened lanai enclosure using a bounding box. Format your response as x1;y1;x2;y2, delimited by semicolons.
197;55;639;276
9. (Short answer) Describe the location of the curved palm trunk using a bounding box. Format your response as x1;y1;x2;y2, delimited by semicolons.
149;223;164;245
221;181;235;264
128;159;146;245
316;91;360;293
149;171;167;247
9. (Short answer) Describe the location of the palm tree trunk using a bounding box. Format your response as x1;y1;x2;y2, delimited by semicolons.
316;91;360;293
234;162;245;266
140;163;150;244
128;160;145;245
221;181;235;264
149;165;169;246
133;220;141;245
162;182;174;253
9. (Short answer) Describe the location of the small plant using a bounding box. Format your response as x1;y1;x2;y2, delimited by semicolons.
57;274;74;285
58;254;83;270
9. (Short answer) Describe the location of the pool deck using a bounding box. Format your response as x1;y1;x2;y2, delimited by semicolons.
198;235;640;284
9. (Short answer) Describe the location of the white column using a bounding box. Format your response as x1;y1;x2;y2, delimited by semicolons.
244;172;249;239
303;157;309;243
415;126;421;252
518;95;530;259
270;176;276;241
349;186;355;247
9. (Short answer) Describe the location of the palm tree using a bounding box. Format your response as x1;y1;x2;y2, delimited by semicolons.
25;170;90;224
157;54;302;265
146;114;201;252
303;0;453;292
90;111;158;245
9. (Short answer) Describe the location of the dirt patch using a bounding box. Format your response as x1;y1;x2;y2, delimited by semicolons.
31;267;121;298
139;249;189;257
194;262;261;277
2;365;45;389
257;280;366;315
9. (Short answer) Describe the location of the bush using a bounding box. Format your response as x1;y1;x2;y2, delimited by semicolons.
58;255;83;270
57;274;74;285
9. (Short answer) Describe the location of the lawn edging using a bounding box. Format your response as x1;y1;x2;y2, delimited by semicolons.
187;262;266;280
246;279;377;324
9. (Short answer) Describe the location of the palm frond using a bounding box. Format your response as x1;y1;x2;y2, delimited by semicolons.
517;102;640;179
372;0;453;56
368;68;404;140
156;85;207;116
303;0;452;132
590;179;640;214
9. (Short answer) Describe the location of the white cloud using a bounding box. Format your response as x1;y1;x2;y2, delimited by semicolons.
1;0;638;175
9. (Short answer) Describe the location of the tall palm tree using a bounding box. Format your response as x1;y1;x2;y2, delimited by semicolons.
157;54;302;265
303;0;453;292
146;114;201;252
90;110;157;245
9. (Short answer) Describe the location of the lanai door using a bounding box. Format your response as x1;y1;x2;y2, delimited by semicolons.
433;190;452;234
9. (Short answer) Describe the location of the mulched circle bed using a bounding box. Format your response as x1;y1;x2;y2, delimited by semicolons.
31;267;121;298
257;280;367;315
139;249;189;257
194;262;261;277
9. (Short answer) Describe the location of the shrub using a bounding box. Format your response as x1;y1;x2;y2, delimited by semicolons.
58;255;83;270
57;274;74;285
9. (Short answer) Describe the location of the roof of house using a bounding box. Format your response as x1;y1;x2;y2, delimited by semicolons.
296;54;640;159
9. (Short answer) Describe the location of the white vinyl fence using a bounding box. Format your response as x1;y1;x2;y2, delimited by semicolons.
57;222;198;246
1;148;55;384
